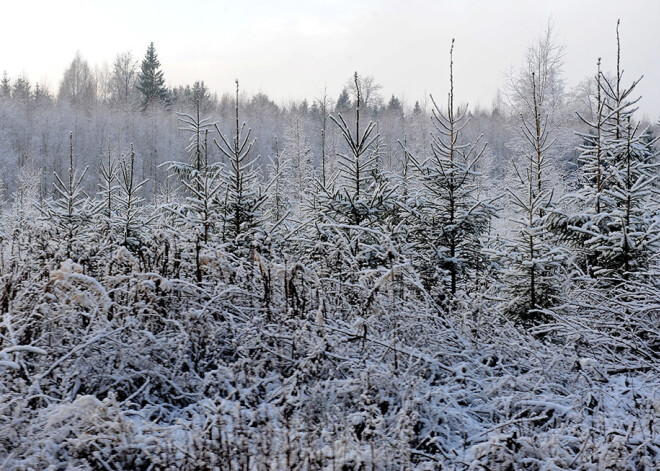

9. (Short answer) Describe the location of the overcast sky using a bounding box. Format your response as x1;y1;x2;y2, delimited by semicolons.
3;0;659;119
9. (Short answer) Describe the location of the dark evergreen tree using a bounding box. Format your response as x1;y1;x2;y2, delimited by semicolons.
387;94;403;113
136;42;168;110
32;83;53;107
0;71;10;98
12;76;30;102
335;87;351;115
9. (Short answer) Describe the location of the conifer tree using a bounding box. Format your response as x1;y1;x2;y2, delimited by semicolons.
46;133;93;260
32;83;52;107
160;100;222;282
171;114;222;244
490;165;563;323
310;72;398;285
335;88;351;115
116;145;149;249
264;137;291;228
408;40;494;300
98;138;119;219
550;20;660;279
321;72;394;228
136;42;168;110
283;111;314;210
88;139;121;274
172;99;217;183
315;89;333;188
214;80;266;243
12;76;31;103
492;47;564;323
0;72;10;98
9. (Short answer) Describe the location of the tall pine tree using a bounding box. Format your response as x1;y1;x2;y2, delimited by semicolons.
137;42;168;110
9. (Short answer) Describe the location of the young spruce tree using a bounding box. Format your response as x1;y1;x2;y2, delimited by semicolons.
492;63;564;323
311;72;398;280
214;80;266;245
550;20;660;280
408;39;494;301
116;145;150;250
46;132;93;261
168;100;222;244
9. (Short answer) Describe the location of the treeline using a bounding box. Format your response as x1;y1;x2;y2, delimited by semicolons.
0;40;577;201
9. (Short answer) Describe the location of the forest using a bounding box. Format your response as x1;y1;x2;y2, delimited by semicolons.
1;22;660;469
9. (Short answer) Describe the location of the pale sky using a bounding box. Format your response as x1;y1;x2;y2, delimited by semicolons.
3;0;659;119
